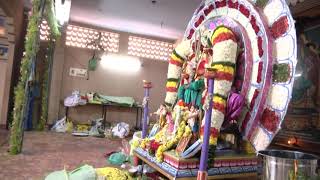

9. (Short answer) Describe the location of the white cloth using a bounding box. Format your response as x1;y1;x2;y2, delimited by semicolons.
112;122;130;138
64;90;86;107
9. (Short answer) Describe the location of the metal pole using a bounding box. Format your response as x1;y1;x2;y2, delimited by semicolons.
197;78;214;180
142;81;152;138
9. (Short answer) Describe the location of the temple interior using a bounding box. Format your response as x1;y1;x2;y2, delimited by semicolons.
0;0;319;179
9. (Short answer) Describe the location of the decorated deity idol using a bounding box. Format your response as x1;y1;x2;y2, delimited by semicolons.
151;104;167;129
187;105;200;141
173;100;188;134
178;53;197;101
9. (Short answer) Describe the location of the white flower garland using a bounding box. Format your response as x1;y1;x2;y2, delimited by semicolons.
165;92;177;105
174;40;192;60
167;65;182;79
212;40;238;63
250;61;259;82
252;127;270;151
211;109;225;128
213;80;233;97
263;0;284;26
267;85;288;110
274;35;294;61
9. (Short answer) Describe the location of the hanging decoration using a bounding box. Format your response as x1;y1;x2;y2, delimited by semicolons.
10;0;60;154
38;0;61;130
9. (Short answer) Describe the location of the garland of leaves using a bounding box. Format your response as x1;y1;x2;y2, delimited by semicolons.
9;0;60;154
272;63;290;83
38;0;60;130
9;0;42;155
37;42;53;130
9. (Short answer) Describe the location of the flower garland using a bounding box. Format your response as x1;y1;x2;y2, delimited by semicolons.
96;167;132;180
155;121;187;162
272;63;291;83
165;40;192;108
271;16;289;39
140;138;150;149
130;139;139;155
267;85;288;110
260;108;279;133
183;125;192;138
200;26;238;146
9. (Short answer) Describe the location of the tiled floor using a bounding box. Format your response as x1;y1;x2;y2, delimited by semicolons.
0;129;122;180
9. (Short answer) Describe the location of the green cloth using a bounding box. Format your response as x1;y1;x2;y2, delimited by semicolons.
45;164;96;180
108;152;127;166
94;94;135;107
177;85;185;100
179;79;205;107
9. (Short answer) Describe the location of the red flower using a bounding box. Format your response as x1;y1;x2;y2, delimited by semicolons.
253;23;260;34
192;40;204;52
204;5;214;16
258;36;263;57
260;108;279;133
250;16;260;34
250;16;256;26
250;89;259;110
200;127;219;138
234;79;243;91
196;4;205;14
239;4;250;18
211;32;237;46
187;29;195;39
150;140;161;152
271;16;289;39
228;0;239;9
213;102;226;114
215;0;227;8
257;61;263;83
194;15;205;28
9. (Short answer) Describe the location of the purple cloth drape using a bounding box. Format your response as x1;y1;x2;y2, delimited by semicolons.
225;92;245;122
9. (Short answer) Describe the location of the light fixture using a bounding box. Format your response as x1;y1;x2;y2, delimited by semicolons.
287;137;297;145
55;0;71;25
100;54;141;73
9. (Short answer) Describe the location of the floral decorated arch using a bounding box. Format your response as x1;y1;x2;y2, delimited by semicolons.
164;0;296;151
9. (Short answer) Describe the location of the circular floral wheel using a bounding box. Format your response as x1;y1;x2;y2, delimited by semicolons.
183;0;297;151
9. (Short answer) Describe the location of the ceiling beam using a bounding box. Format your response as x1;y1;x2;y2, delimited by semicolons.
291;0;320;16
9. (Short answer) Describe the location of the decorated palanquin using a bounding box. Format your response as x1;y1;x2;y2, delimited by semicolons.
134;0;297;179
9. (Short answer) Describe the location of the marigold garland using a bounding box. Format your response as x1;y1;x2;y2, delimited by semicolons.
96;167;132;180
155;121;187;162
